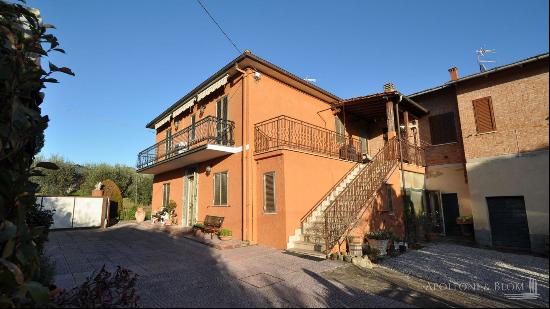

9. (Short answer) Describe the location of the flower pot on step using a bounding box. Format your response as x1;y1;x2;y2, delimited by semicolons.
219;235;232;241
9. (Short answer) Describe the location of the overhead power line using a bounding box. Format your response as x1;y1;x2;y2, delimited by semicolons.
196;0;242;55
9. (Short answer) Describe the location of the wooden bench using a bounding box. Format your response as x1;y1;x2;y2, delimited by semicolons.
198;215;224;239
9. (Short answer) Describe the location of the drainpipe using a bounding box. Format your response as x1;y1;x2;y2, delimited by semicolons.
236;64;248;241
394;95;409;243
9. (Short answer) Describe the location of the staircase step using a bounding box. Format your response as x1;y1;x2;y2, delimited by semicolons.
292;240;326;252
285;248;327;260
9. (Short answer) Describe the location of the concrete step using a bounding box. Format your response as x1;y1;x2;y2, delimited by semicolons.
291;240;326;252
284;248;327;260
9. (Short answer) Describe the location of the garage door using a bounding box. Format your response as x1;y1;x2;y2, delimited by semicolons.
486;196;531;250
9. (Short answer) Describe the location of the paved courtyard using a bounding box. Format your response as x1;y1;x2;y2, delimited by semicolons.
45;223;408;308
46;224;549;308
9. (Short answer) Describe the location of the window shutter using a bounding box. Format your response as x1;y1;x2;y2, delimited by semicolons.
163;183;170;208
220;172;227;205
214;174;220;205
264;172;275;213
429;112;457;145
472;97;496;133
213;172;228;205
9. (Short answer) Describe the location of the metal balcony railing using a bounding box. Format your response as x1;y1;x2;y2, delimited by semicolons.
137;116;235;170
254;115;364;162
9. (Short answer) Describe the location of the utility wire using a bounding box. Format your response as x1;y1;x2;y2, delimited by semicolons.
196;0;242;55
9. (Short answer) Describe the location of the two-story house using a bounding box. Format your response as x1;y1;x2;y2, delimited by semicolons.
412;53;549;254
137;50;428;256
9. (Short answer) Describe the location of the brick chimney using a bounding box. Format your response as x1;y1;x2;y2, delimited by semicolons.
383;83;395;93
448;67;459;81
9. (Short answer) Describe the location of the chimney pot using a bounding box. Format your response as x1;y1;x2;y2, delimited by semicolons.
448;67;459;81
383;83;395;93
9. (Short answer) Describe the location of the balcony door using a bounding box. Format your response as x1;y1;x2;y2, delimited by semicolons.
216;96;228;145
183;168;198;227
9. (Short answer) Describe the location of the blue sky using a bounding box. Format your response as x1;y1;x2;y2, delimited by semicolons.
29;0;549;167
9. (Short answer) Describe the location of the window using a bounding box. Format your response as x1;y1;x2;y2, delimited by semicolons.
213;172;228;206
472;97;496;133
429;112;457;145
165;128;173;154
335;116;345;144
162;183;170;208
263;172;276;213
217;96;228;144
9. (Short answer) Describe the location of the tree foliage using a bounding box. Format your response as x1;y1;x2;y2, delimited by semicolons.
32;155;153;206
0;0;74;306
31;154;83;196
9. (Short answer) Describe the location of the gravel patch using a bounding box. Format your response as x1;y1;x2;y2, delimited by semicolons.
380;243;549;307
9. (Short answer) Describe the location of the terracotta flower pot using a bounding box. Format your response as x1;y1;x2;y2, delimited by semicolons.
219;235;232;241
135;207;145;223
164;218;172;226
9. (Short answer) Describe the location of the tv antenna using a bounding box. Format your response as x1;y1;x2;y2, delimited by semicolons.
476;47;496;72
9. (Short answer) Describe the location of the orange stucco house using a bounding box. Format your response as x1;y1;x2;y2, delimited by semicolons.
137;51;428;255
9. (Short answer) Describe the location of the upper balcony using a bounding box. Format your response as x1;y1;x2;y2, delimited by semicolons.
137;116;240;174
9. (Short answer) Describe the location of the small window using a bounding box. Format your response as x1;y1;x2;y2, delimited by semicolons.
429;112;457;145
472;97;496;133
162;183;170;208
263;172;276;213
213;172;228;206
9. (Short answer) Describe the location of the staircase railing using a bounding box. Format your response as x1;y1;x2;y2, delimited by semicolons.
323;137;402;252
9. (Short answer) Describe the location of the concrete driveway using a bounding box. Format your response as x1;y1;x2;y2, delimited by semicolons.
45;223;408;308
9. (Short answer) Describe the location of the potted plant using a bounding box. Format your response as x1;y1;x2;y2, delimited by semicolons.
192;223;204;237
366;230;393;256
134;207;146;223
364;246;381;262
218;228;232;241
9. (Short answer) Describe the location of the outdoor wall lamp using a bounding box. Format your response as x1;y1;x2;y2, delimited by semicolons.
199;105;206;116
205;165;212;175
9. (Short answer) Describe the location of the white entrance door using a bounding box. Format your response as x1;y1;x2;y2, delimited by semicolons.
184;173;198;227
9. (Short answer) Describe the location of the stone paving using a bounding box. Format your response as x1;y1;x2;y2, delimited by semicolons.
45;223;409;308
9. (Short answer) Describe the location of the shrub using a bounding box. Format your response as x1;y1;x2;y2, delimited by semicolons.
366;230;394;240
0;1;74;306
193;223;204;229
219;228;232;237
55;265;139;308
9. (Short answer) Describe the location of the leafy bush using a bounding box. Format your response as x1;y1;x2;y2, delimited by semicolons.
218;228;232;237
1;1;74;306
366;230;394;240
54;266;139;308
192;223;204;230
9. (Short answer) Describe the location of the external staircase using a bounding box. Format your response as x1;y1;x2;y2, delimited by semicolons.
286;137;415;258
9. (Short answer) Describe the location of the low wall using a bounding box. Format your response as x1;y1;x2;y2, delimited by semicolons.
37;196;108;229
